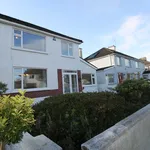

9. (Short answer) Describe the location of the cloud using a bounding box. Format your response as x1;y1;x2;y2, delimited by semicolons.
100;14;150;60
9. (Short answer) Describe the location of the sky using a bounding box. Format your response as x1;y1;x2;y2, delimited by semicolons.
0;0;150;59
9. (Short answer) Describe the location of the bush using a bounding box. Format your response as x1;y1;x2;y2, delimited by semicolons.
0;91;35;146
31;92;143;150
115;79;150;104
0;82;8;94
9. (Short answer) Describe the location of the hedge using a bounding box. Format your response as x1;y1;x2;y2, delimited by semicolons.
31;90;149;150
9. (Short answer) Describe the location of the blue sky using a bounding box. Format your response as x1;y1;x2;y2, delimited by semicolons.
0;0;150;59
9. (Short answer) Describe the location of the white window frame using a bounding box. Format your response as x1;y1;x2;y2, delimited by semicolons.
13;29;46;52
82;73;96;86
116;56;121;66
125;59;131;67
135;61;139;68
13;67;47;91
61;40;73;57
62;71;79;94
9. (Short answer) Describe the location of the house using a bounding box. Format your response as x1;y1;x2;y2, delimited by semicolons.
85;46;145;91
140;57;150;70
0;14;98;101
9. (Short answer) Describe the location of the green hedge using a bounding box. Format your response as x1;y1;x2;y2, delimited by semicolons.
31;91;147;150
115;79;150;103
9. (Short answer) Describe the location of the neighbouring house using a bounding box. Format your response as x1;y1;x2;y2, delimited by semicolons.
0;14;98;101
140;57;150;70
139;57;150;80
143;70;150;80
85;45;145;91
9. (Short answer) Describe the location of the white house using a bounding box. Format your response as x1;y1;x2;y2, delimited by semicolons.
85;46;145;91
0;14;98;100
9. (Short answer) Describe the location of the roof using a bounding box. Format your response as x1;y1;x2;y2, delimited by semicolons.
96;66;113;71
85;47;142;61
80;57;97;69
0;13;83;43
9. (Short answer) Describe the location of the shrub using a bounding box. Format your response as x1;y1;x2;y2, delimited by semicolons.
31;92;142;150
0;82;8;95
0;91;35;147
115;79;150;104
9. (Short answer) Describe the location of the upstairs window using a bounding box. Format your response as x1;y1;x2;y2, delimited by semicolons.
82;74;95;85
13;29;46;52
135;62;139;68
125;59;131;67
116;56;121;66
61;41;73;57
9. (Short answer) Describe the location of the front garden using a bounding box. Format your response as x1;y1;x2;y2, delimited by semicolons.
31;79;150;150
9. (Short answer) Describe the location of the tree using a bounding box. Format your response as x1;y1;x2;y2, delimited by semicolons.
0;82;7;95
0;90;35;150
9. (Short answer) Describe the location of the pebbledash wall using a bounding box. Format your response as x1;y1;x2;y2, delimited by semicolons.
0;20;85;98
82;104;150;150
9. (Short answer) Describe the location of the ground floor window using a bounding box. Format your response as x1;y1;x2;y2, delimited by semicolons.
14;67;47;89
82;74;95;85
106;74;115;84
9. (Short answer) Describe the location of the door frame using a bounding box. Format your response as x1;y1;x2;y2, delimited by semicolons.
62;71;79;94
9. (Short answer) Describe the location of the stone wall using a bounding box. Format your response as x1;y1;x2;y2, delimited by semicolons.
81;104;150;150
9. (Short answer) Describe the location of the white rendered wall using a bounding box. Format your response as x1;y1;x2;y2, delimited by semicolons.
80;59;98;92
88;55;114;68
0;22;81;93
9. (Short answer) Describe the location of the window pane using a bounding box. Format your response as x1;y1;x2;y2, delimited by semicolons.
23;68;47;89
116;57;121;65
82;74;92;85
23;32;45;51
61;41;68;56
14;35;21;47
92;78;95;84
72;74;78;92
107;74;114;84
69;47;73;56
14;68;22;89
14;30;21;34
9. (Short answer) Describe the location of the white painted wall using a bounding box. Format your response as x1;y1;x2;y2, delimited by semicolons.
80;59;98;92
0;22;82;94
88;55;114;68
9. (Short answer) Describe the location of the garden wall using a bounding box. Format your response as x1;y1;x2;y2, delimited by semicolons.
82;104;150;150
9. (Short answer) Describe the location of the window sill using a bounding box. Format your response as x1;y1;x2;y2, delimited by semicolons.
61;55;75;59
11;47;48;55
11;88;51;93
82;84;96;87
108;83;115;85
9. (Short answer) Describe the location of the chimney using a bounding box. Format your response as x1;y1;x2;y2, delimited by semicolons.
140;57;147;61
79;48;83;58
108;45;116;51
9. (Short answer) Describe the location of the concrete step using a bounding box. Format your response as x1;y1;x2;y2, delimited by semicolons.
34;134;62;150
5;132;62;150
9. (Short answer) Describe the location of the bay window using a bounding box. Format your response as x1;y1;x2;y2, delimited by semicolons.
13;29;46;52
82;74;95;85
61;40;73;57
14;68;47;89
